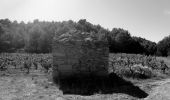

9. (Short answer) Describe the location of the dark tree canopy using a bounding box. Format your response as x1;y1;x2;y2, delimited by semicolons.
133;37;157;55
0;18;164;56
157;35;170;57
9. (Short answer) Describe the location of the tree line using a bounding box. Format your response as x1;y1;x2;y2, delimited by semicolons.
0;18;168;56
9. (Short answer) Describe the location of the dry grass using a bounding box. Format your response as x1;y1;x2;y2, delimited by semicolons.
0;74;146;100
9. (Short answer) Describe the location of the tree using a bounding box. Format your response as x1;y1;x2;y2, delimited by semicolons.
0;19;13;52
133;37;157;55
157;35;170;56
108;28;133;53
26;24;44;53
0;18;160;55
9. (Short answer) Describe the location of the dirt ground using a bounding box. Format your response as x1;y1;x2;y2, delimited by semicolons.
0;73;138;100
0;74;61;100
143;78;170;100
0;72;170;100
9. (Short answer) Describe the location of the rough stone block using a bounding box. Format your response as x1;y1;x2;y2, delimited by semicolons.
52;31;109;80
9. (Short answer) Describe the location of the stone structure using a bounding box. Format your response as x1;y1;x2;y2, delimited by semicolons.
52;30;109;81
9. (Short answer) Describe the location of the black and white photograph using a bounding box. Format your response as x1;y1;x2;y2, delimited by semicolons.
0;0;170;100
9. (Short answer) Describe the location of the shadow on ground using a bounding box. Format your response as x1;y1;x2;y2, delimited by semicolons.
55;73;148;98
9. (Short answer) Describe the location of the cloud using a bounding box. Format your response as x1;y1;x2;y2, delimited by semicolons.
164;10;170;15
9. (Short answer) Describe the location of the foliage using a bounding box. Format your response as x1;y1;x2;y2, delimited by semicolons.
133;37;157;55
109;53;169;79
0;53;52;74
108;28;142;54
0;53;168;79
157;35;170;57
0;18;158;55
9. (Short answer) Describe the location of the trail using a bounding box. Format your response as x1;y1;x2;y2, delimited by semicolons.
144;78;170;100
144;57;170;100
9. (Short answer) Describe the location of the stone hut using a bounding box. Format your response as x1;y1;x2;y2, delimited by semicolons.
52;30;109;81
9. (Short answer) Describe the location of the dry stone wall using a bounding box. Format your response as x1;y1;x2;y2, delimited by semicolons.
52;31;109;79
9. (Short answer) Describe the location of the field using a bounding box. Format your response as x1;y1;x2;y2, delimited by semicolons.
109;53;169;79
0;53;170;100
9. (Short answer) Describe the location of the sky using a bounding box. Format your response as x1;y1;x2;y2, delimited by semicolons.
0;0;170;43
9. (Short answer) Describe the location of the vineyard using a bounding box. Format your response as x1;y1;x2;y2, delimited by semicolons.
0;53;53;75
109;53;169;79
0;53;169;79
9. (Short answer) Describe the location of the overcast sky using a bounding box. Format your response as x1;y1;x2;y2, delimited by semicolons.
0;0;170;43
